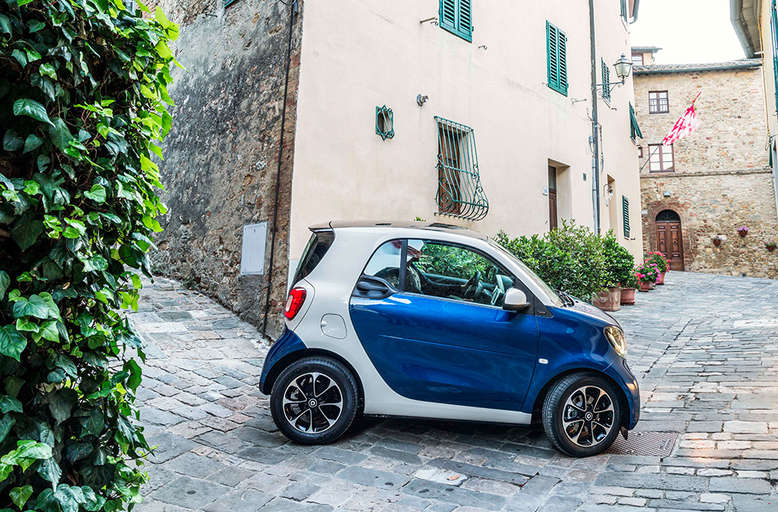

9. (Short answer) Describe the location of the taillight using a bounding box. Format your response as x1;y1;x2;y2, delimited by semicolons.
284;287;307;320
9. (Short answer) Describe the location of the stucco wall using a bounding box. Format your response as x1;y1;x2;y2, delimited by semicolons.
634;66;778;278
288;0;643;272
152;0;302;337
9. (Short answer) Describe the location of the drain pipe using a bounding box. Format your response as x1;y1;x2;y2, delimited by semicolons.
588;0;601;234
262;0;298;336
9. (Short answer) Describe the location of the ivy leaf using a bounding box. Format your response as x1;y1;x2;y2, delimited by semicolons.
80;408;103;437
83;184;106;203
0;326;27;362
82;254;108;272
23;134;43;153
12;98;54;126
0;395;23;414
11;218;42;250
0;415;16;444
39;320;59;342
37;457;61;488
54;484;85;512
48;388;77;424
14;440;53;460
0;14;11;34
12;294;56;319
0;271;9;300
9;485;33;509
2;130;23;152
15;317;39;333
125;359;142;392
48;117;73;150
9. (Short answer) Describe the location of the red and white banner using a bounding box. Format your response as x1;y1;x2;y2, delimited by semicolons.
662;92;701;146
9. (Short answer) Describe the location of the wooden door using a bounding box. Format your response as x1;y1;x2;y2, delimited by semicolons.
656;221;684;270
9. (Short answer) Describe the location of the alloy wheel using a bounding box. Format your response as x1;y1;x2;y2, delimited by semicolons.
561;385;615;447
282;372;343;434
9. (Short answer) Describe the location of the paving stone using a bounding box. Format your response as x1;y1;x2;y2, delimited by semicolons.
401;478;505;510
147;431;198;463
723;421;768;434
314;446;367;465
708;476;771;494
162;451;229;478
337;466;409;490
369;445;422;464
281;482;320;501
594;472;708;492
428;458;534;484
151;476;230;509
202;489;271;511
260;497;333;511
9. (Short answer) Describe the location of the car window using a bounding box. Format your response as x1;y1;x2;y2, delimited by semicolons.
363;240;402;288
407;239;512;307
293;230;335;285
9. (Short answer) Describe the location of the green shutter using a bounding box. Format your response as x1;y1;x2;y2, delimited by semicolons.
629;102;643;140
620;0;628;20
771;1;778;113
440;0;472;42
546;21;568;96
601;59;610;101
622;195;631;238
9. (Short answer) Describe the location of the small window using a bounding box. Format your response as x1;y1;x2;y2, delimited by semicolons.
648;143;674;172
546;21;568;96
293;230;335;285
363;240;402;287
631;53;644;66
649;91;669;114
439;0;472;42
375;105;394;140
435;116;488;221
407;240;512;307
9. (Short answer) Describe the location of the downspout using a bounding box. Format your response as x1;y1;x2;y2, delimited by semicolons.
262;0;299;336
589;0;601;234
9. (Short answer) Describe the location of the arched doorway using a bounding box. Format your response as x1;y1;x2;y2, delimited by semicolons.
655;210;684;270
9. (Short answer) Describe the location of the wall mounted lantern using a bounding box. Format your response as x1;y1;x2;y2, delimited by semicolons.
594;53;633;95
376;105;394;140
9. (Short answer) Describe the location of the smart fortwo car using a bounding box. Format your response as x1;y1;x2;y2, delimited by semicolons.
259;222;639;457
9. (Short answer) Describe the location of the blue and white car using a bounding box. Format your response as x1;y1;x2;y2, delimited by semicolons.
260;222;639;457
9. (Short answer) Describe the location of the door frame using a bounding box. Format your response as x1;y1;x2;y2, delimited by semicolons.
643;201;692;270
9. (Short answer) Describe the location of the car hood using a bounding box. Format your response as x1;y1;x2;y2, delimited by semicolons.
565;300;621;328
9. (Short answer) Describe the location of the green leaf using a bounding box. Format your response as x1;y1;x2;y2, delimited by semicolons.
22;134;43;153
48;388;76;424
17;0;33;6
0;395;22;414
12;294;56;319
53;353;76;377
80;408;104;437
54;484;85;512
126;359;142;391
11;219;42;250
39;320;59;342
9;485;33;509
39;62;57;79
15;317;39;333
2;130;23;152
0;271;9;301
0;415;16;444
0;14;11;34
15;440;52;460
37;457;61;488
48;117;73;150
83;184;106;203
12;98;53;126
23;180;40;195
0;326;27;361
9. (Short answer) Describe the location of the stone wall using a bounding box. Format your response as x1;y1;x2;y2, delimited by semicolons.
634;65;778;278
151;0;302;338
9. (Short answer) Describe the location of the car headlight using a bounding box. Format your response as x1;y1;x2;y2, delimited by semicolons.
604;325;627;357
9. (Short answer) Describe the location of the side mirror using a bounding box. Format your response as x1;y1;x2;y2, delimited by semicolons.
503;287;531;311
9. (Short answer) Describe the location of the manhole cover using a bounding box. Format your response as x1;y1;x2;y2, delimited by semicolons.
607;431;678;456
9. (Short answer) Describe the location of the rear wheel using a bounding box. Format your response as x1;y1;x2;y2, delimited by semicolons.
270;357;359;444
542;373;623;457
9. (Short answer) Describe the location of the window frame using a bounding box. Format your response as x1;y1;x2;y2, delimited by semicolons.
648;143;675;172
648;90;670;114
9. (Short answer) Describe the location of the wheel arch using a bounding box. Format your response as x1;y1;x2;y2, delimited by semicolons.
530;368;629;427
261;348;365;411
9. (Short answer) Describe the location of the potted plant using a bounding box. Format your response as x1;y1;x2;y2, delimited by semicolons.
737;226;749;237
620;272;639;305
766;241;777;252
646;251;669;284
635;262;658;292
595;232;634;312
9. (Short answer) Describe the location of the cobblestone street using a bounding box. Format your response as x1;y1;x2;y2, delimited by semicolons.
131;272;778;512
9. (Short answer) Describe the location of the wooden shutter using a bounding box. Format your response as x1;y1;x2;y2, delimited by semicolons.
620;0;628;20
439;0;472;42
547;22;567;96
622;196;631;238
601;59;610;100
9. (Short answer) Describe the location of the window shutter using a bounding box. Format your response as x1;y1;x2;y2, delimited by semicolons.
601;59;610;101
458;0;472;41
620;0;628;20
558;30;567;94
547;22;567;96
622;196;631;238
439;0;472;42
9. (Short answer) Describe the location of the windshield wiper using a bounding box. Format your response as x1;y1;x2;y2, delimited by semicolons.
556;289;575;307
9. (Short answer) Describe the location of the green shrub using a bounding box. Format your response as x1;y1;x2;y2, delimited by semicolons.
0;0;176;509
494;221;634;301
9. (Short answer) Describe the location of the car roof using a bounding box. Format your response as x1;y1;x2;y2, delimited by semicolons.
308;220;488;241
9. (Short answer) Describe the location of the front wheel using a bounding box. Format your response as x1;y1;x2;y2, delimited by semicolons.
270;357;359;445
542;373;623;457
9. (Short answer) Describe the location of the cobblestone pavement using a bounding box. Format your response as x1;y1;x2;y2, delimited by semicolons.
131;272;778;512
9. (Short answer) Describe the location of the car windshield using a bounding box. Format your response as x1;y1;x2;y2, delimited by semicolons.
488;240;563;307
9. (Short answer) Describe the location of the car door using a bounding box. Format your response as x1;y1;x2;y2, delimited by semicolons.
349;238;539;411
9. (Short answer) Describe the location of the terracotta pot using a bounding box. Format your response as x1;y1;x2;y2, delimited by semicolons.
639;281;651;292
595;287;621;312
656;272;665;285
713;238;722;247
620;287;636;305
649;281;656;289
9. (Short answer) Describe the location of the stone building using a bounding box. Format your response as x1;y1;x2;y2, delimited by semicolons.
151;0;646;338
633;50;778;277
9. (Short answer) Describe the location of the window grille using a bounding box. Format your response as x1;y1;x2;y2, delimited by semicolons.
435;116;488;221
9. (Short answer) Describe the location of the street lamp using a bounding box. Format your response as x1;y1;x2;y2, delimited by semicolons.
594;54;633;96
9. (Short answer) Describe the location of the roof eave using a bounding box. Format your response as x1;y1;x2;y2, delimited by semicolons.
730;0;760;58
632;0;640;22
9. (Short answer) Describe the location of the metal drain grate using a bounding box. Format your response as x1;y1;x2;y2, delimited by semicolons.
607;431;678;456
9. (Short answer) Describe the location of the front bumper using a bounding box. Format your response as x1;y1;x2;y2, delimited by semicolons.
616;358;640;429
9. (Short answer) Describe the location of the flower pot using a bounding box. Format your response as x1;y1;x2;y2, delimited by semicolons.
713;238;722;247
639;281;651;292
738;230;748;238
656;272;665;285
620;287;636;305
595;287;621;312
767;245;776;252
649;281;656;289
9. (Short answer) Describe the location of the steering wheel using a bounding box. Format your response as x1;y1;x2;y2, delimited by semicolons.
463;271;482;299
490;274;506;306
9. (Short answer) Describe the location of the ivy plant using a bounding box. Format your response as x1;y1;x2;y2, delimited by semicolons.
0;0;177;509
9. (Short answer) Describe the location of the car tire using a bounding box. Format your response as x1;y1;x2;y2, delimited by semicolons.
270;357;359;445
542;372;623;457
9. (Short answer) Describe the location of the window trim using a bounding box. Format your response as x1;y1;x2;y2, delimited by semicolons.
648;90;670;114
648;143;675;172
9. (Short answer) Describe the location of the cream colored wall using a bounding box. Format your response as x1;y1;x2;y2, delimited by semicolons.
288;0;643;266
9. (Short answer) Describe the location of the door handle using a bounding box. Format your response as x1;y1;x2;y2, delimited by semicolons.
353;275;395;299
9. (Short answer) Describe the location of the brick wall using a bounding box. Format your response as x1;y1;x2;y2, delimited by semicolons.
152;0;302;338
634;66;778;278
